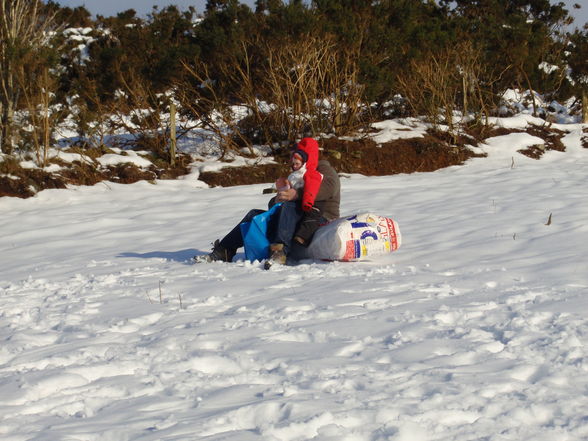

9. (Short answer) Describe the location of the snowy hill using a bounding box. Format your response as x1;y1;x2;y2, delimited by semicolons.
1;115;587;440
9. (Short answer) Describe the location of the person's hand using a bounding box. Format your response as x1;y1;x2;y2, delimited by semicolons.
276;188;298;202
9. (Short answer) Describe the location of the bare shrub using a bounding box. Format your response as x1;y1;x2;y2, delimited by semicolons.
67;75;113;150
398;41;503;141
18;65;64;167
178;59;256;159
0;0;60;155
179;33;369;155
107;64;185;165
261;34;367;139
584;90;588;124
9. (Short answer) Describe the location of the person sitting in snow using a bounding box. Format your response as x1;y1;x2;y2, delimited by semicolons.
198;137;341;266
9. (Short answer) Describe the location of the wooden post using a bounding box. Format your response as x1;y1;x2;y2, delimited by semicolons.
583;89;588;124
169;101;176;166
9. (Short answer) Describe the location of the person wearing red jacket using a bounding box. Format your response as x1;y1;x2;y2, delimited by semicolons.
198;137;341;266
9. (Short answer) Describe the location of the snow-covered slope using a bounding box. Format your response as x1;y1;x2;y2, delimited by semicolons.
1;117;587;441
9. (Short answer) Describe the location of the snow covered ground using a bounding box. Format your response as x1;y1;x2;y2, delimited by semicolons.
1;115;587;441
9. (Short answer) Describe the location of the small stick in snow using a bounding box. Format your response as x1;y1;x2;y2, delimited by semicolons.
545;213;552;226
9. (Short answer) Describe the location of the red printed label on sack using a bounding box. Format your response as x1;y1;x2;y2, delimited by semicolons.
386;218;399;250
343;240;362;261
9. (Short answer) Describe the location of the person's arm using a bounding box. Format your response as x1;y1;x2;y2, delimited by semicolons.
276;188;299;202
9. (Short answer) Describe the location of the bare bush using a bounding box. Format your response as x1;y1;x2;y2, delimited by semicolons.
0;0;60;155
261;34;367;139
108;64;187;165
584;90;588;124
398;41;504;140
179;33;369;155
178;59;256;159
18;66;63;167
67;74;113;150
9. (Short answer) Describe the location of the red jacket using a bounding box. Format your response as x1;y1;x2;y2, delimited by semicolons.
296;137;323;212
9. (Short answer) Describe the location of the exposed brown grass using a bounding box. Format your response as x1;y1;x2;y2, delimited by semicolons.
0;157;67;198
0;152;191;198
518;124;566;159
0;124;573;198
199;130;484;187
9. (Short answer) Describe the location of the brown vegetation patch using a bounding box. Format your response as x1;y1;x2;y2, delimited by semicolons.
0;175;35;198
58;161;107;186
0;124;577;198
582;128;588;149
517;145;548;159
197;123;572;188
320;135;482;175
0;152;193;198
517;124;566;159
150;154;193;179
199;164;286;187
477;126;524;139
103;164;157;184
489;123;567;159
198;132;484;188
526;124;566;151
0;159;67;198
463;124;566;159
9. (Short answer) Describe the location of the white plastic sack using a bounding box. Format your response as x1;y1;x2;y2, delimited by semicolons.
307;213;401;261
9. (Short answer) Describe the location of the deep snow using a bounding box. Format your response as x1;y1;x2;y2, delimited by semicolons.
1;115;588;441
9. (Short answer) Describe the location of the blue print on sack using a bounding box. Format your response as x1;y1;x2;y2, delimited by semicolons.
347;215;370;229
361;230;378;240
354;240;361;258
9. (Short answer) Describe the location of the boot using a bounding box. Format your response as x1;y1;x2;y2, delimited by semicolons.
264;243;286;269
195;239;236;263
